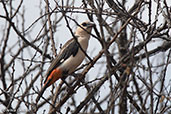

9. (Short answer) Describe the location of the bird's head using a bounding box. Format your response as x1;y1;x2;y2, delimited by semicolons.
75;21;95;38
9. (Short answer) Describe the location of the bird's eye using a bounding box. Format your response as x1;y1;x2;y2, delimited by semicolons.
82;22;87;26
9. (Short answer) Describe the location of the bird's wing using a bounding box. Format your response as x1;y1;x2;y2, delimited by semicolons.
44;38;79;83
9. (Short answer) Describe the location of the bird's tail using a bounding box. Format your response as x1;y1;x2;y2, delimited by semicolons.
36;68;62;103
36;81;49;103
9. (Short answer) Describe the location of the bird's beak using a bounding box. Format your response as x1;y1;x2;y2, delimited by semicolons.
88;22;95;27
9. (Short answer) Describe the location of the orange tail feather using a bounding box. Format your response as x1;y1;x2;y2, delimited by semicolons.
44;68;62;87
36;68;62;102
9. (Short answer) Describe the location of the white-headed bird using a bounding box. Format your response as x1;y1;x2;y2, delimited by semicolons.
36;21;95;102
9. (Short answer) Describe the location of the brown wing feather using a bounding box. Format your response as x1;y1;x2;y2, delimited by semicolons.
44;38;80;83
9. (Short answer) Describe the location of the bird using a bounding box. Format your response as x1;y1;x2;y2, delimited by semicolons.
36;21;95;102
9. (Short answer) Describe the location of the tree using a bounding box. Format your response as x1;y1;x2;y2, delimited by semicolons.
0;0;170;113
